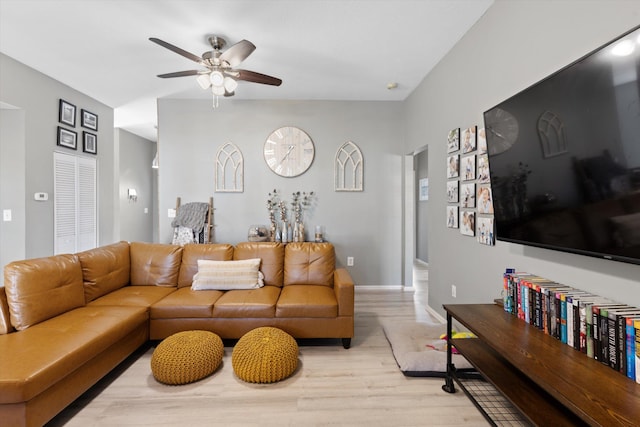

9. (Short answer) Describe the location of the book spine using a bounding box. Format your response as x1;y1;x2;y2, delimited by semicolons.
579;302;588;353
567;296;574;348
635;319;640;384
618;313;628;374
574;300;582;350
560;294;568;344
600;308;610;365
524;281;530;324
593;305;601;361
627;317;636;380
503;272;509;312
585;302;595;358
517;277;523;320
607;311;618;369
555;292;563;340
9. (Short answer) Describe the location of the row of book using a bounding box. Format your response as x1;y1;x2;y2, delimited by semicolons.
503;269;640;383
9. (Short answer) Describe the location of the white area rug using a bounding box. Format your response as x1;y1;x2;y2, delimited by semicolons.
381;318;473;377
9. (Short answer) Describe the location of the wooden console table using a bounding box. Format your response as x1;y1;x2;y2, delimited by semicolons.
442;303;640;426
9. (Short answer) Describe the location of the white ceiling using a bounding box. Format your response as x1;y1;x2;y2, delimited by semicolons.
0;0;493;141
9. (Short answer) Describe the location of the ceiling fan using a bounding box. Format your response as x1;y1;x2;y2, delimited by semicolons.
150;35;282;105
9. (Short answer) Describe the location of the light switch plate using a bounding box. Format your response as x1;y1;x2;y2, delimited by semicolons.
3;209;12;221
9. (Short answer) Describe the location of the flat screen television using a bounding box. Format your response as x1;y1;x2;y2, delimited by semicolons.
484;25;640;265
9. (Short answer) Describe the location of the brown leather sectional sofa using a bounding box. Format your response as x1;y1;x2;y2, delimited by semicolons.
0;241;354;427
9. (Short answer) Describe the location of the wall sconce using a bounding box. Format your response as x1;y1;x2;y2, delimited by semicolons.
128;188;138;202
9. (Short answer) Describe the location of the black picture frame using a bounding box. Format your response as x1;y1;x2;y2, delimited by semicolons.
59;99;76;127
57;126;77;150
81;109;98;131
83;131;97;154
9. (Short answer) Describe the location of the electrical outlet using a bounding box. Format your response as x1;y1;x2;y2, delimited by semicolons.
3;209;11;222
451;285;457;298
347;256;354;266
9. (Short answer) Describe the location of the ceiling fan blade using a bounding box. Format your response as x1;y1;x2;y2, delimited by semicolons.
236;69;282;86
157;70;201;78
219;39;256;67
149;37;203;64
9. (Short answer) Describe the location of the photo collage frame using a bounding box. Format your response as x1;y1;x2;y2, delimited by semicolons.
446;125;494;246
57;99;98;155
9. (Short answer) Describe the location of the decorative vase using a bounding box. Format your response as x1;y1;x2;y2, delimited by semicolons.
293;223;299;242
282;221;288;244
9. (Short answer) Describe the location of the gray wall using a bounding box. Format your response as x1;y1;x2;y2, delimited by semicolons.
157;99;404;286
0;107;26;267
0;54;116;259
404;0;640;315
116;128;156;243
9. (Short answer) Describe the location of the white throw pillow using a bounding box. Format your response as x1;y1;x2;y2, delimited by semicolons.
192;258;264;290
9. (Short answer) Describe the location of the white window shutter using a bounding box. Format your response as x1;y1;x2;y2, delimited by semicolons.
54;152;97;254
77;157;97;251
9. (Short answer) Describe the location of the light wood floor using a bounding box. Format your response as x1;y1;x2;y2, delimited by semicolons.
47;287;489;426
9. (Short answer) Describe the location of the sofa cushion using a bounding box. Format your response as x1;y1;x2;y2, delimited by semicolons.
192;259;264;290
276;285;338;318
212;286;281;318
150;287;223;319
4;254;85;331
284;242;335;287
88;285;176;308
0;305;147;403
234;242;284;287
177;243;234;288
77;241;130;302
130;242;182;287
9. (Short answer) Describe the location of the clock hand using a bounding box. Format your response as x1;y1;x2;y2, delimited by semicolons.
488;126;505;139
279;145;295;164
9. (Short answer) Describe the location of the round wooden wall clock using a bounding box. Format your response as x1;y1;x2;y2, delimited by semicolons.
263;126;315;177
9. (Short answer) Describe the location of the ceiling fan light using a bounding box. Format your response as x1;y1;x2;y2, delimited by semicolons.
224;76;238;92
196;74;211;90
209;71;224;87
212;85;225;96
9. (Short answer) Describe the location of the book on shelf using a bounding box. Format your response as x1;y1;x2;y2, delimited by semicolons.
565;292;592;349
612;309;640;373
636;319;640;384
558;290;589;345
501;268;640;380
626;315;640;381
542;283;572;335
573;296;611;354
596;304;629;364
609;309;640;374
580;298;615;357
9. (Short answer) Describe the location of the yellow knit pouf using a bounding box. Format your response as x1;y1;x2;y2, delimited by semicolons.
232;327;299;383
151;330;223;385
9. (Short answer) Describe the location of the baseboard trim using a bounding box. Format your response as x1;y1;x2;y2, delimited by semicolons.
425;305;446;324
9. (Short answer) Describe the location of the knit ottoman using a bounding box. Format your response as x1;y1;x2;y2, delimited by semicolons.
232;327;299;383
151;330;224;385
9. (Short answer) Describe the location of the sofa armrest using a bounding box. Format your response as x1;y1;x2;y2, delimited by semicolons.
0;286;13;334
334;268;354;317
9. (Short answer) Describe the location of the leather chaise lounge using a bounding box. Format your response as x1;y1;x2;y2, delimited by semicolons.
0;241;354;427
